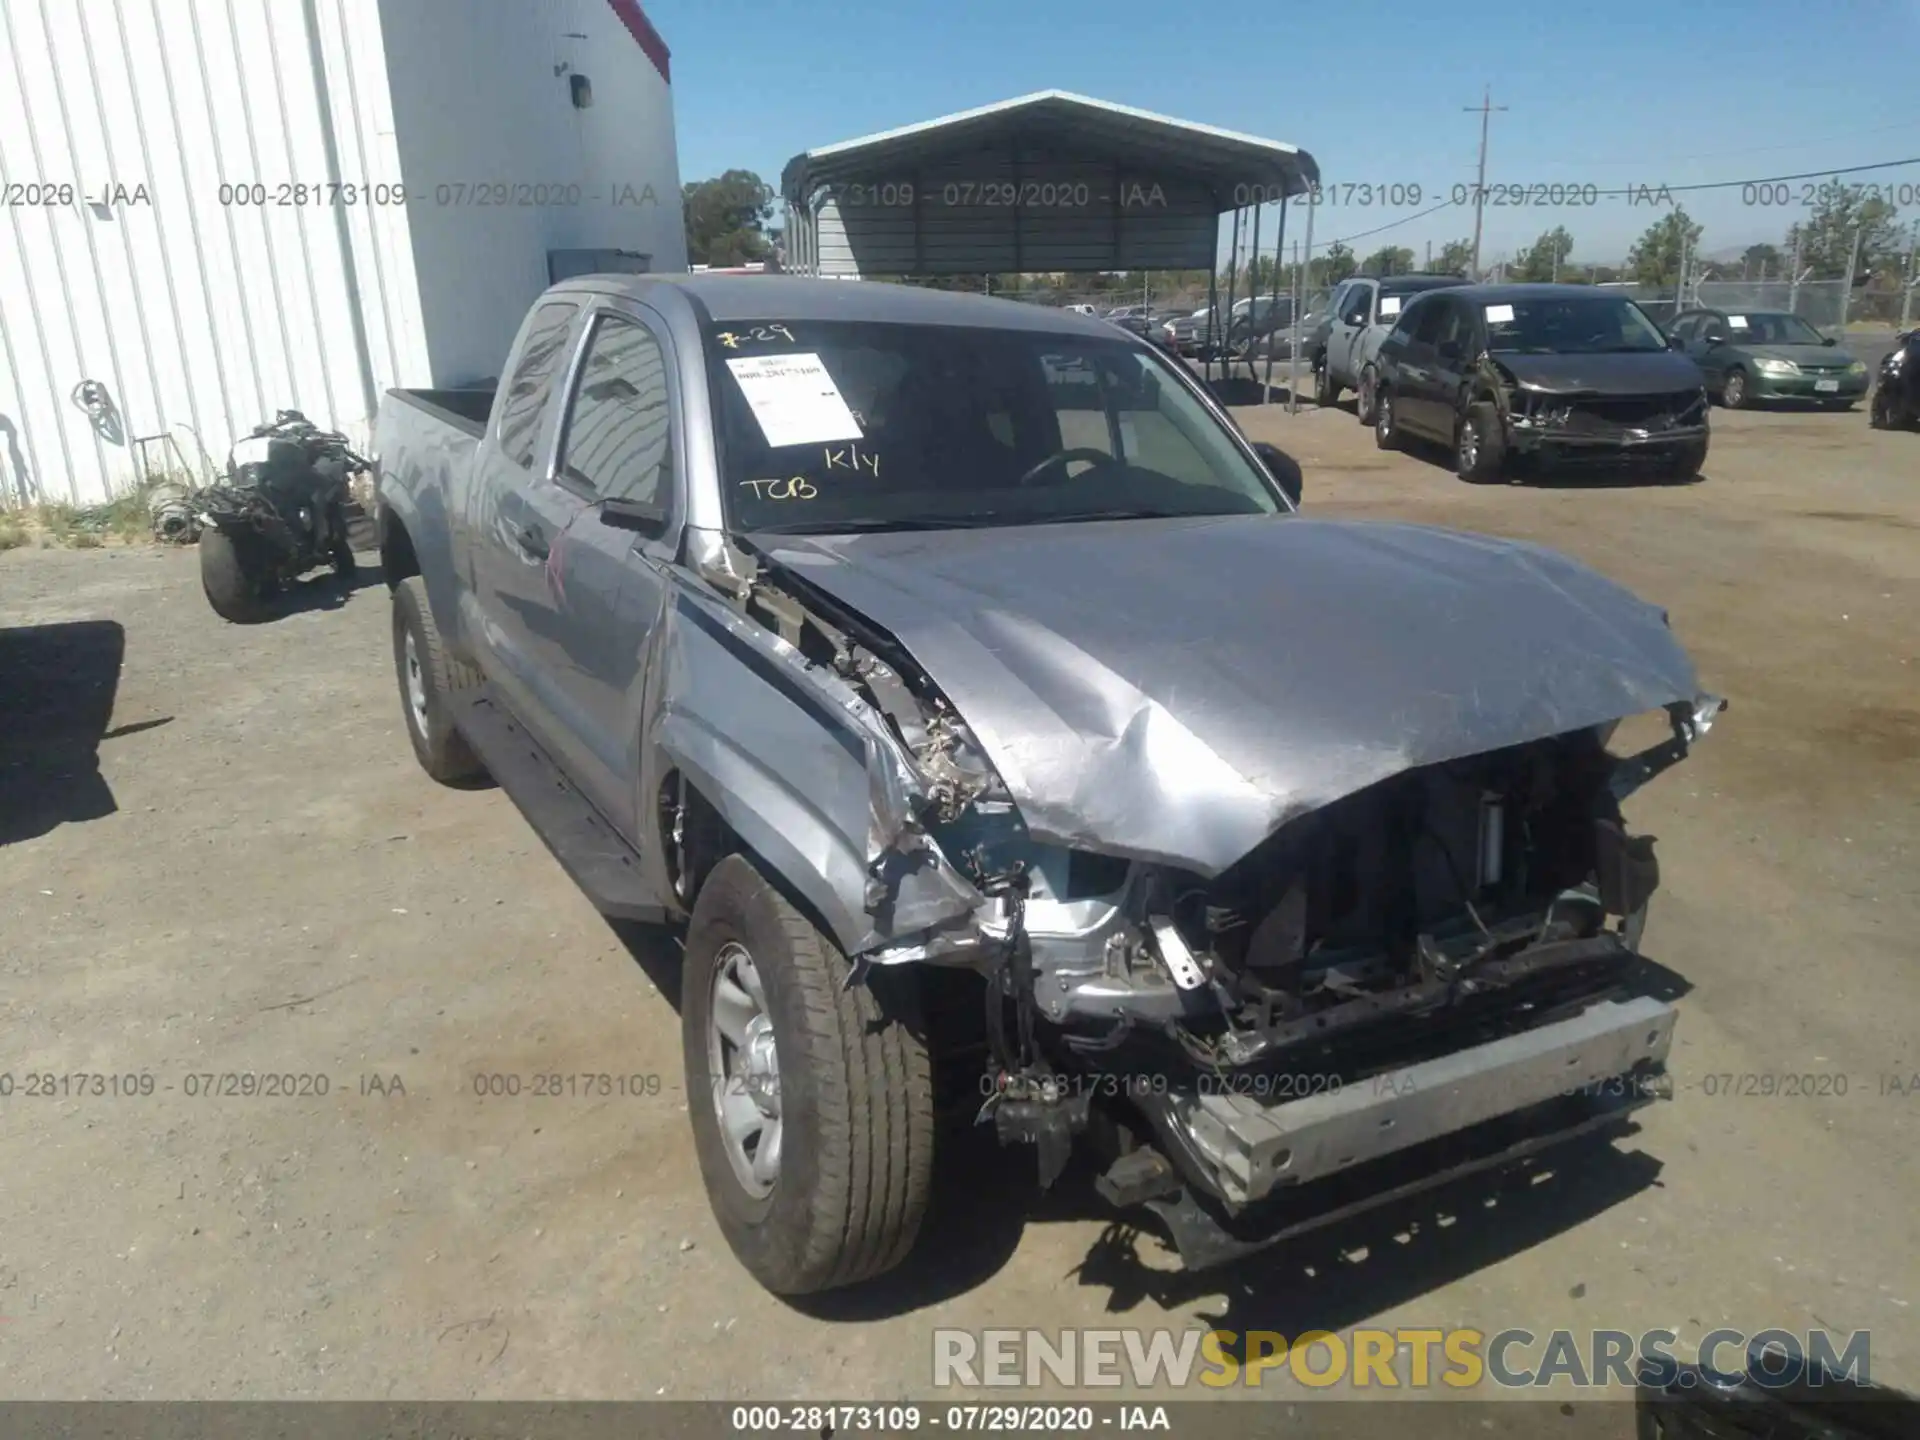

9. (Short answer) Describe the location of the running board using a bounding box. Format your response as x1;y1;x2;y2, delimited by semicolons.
449;686;667;924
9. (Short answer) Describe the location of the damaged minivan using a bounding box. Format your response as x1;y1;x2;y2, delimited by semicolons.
1373;283;1711;483
373;274;1724;1295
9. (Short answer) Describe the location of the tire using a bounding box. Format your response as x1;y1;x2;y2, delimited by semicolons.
1373;384;1402;450
683;854;934;1296
1355;366;1378;426
1314;356;1340;407
391;575;484;783
199;528;271;623
1456;402;1507;483
1721;368;1750;409
330;504;356;581
1870;386;1909;429
1658;437;1708;484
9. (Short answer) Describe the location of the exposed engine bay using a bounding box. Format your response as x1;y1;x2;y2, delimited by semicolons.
700;532;1724;1257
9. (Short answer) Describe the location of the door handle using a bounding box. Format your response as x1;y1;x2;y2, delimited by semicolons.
516;522;548;560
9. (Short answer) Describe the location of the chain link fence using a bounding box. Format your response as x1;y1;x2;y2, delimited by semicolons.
1595;279;1915;334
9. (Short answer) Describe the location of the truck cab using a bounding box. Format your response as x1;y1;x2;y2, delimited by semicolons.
1315;273;1467;418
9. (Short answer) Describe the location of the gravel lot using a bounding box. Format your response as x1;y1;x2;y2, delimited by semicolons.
3;401;1916;1415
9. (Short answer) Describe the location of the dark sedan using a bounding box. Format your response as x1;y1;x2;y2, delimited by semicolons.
1667;308;1870;409
1372;284;1709;483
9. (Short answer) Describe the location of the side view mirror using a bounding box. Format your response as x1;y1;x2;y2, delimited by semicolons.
1821;335;1837;347
1666;333;1686;351
1251;441;1304;508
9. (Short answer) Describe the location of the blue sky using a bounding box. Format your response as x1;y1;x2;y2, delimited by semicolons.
649;0;1920;268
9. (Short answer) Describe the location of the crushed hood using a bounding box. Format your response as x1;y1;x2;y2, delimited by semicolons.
755;515;1701;875
1492;350;1705;396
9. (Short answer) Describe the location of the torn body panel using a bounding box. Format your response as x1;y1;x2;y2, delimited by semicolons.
1480;353;1710;458
648;562;986;959
754;514;1705;874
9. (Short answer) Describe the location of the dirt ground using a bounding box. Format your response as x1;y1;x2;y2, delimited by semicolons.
2;401;1916;1416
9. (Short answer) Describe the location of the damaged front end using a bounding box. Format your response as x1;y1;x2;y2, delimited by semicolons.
673;522;1724;1268
1489;358;1710;463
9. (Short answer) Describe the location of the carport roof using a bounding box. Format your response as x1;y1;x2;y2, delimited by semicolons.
779;90;1318;212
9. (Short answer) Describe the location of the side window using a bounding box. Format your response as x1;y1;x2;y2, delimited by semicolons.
1702;312;1733;343
1409;295;1449;346
557;314;673;510
496;301;578;469
1434;299;1471;354
1668;314;1698;343
1340;283;1373;325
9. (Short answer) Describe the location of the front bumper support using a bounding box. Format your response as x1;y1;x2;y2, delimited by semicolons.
1164;994;1676;1206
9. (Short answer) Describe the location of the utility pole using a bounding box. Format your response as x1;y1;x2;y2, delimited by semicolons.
1426;239;1432;270
1464;86;1507;279
1902;220;1917;331
1789;229;1802;315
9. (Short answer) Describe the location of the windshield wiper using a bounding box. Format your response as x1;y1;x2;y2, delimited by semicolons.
753;515;1002;536
1038;508;1228;524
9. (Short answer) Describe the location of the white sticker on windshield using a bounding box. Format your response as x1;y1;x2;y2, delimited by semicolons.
1378;295;1402;318
1728;314;1749;329
725;353;864;447
1484;304;1515;324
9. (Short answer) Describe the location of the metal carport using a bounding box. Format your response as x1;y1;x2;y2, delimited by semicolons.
779;91;1319;392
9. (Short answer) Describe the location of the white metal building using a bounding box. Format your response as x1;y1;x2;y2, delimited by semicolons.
0;0;686;507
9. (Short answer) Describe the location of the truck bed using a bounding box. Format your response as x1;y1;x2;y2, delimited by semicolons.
383;386;495;438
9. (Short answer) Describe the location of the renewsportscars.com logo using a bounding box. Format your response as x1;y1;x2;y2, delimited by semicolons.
932;1327;1873;1391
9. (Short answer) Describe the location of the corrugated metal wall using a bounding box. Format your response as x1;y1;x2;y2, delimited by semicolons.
0;0;429;507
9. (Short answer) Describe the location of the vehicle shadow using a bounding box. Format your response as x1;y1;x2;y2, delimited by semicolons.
606;916;686;1008
235;560;387;622
0;620;174;846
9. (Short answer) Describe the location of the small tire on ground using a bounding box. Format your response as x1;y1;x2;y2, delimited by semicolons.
199;528;271;624
391;575;484;784
682;854;934;1296
1355;367;1378;426
1373;385;1401;450
1456;402;1507;483
1721;369;1750;409
330;504;357;581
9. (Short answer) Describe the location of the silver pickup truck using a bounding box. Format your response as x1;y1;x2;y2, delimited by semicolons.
374;273;1721;1296
1315;273;1469;419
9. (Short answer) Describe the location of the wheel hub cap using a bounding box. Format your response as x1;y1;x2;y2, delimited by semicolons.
403;632;428;736
708;942;782;1197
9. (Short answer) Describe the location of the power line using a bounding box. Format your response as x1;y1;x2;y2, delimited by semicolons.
1293;153;1920;261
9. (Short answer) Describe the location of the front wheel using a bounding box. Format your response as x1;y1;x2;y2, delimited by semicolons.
1374;386;1402;450
1314;357;1340;407
1658;438;1708;484
683;854;933;1296
1456;402;1507;483
1355;367;1379;426
199;528;272;623
1721;369;1750;409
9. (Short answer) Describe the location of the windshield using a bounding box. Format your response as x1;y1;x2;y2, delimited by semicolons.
1727;312;1825;346
706;321;1284;535
1482;296;1668;355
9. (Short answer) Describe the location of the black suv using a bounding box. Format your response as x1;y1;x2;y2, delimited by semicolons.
1372;283;1710;483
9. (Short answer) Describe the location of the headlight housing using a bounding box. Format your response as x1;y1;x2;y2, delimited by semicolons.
1848;360;1867;375
1754;358;1798;376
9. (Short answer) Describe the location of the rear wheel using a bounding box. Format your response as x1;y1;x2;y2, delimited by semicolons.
1456;402;1507;483
330;503;356;581
1721;368;1750;409
683;854;934;1295
391;576;484;783
199;528;271;623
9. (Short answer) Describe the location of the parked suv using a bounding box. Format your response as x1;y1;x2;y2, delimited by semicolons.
1371;283;1710;483
1314;274;1468;415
